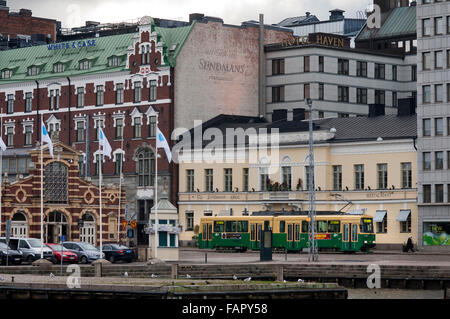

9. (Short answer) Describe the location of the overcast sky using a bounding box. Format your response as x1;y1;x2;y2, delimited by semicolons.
7;0;370;28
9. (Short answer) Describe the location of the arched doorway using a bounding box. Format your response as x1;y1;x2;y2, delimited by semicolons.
80;212;96;245
11;212;28;238
46;211;69;243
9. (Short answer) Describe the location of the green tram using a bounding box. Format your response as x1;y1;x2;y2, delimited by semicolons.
198;212;376;253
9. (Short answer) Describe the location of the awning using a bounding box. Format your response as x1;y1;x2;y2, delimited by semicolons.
374;210;387;223
397;210;411;222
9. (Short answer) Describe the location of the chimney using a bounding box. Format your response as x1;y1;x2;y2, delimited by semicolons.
306;12;311;17
368;104;385;117
189;13;204;24
19;8;32;17
0;1;7;8
329;9;345;21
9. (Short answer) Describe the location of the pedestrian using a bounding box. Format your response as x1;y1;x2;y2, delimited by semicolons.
405;237;415;253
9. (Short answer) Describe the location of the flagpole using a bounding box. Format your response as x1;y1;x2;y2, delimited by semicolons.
154;115;159;260
99;139;103;257
40;134;44;259
0;110;3;238
117;137;124;243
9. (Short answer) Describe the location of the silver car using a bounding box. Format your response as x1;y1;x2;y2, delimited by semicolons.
62;242;104;264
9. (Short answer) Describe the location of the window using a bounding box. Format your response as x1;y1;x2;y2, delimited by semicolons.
423;85;431;103
27;66;40;76
448;84;450;102
423;152;431;170
24;125;32;146
260;167;269;191
45;162;68;203
114;153;123;175
392;91;398;107
149;80;157;101
423;185;431;203
96;85;104;106
76;121;85;142
318;56;324;72
115;118;124;139
338;59;349;75
272;86;285;102
374;63;385;79
333;165;342;191
7;94;14;114
317;221;328;233
186;170;194;192
338;86;349;102
148;116;156;138
423;52;431;70
49;89;59;110
108;56;121;67
377;164;388;189
94;119;104;140
79;60;92;70
328;221;340;233
304;56;310;73
281;166;292;190
116;83;124;104
137;149;155;187
392;65;397;81
357;61;367;77
205;169;213;192
423;18;432;36
224;168;233;192
377;213;387;234
448;16;450;34
354;164;364;190
435;51;444;69
411;65;417;81
186;212;194;231
436;184;444;203
435;17;444;35
272;58;285;75
435;118;443;136
401;162;412;189
375;90;385;104
25;92;32;112
435;152;444;170
1;69;12;79
133;117;142;138
305;166;312;191
357;88;367;104
318;83;324;100
134;82;142;103
6;127;13;146
435;85;443;102
422;118;430;138
243;168;249;192
53;63;65;73
304;83;310;100
77;87;85;108
448;50;450;68
400;213;411;233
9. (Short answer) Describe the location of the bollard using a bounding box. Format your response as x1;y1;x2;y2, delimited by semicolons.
94;263;102;277
285;248;288;261
171;264;178;280
277;266;284;282
205;252;208;264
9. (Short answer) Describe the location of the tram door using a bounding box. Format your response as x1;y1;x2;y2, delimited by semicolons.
343;223;358;251
286;223;300;251
343;223;349;251
250;223;262;250
202;223;213;248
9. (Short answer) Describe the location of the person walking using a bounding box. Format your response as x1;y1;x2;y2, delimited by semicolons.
405;237;415;253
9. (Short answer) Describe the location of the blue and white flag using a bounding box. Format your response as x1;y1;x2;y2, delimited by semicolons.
0;136;6;152
41;120;54;158
98;127;112;160
156;128;172;163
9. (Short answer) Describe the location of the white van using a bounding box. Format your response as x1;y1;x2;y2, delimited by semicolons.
0;237;54;264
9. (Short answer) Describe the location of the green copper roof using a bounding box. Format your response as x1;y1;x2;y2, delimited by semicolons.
0;19;195;84
356;6;416;41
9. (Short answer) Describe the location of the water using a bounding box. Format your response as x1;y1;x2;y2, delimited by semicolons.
347;289;444;299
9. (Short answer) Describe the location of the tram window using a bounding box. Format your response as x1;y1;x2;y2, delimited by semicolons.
237;221;248;233
251;224;256;241
343;224;349;241
225;221;237;232
360;218;374;233
352;224;358;241
328;220;340;233
279;221;286;233
264;220;270;230
295;224;300;241
317;221;328;233
287;224;293;241
302;221;308;233
214;221;224;233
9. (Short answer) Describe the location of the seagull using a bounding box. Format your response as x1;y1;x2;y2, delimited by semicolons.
49;273;55;278
298;278;304;283
244;277;251;282
233;275;238;280
0;277;5;281
283;280;287;283
186;274;191;279
124;272;128;277
151;274;158;278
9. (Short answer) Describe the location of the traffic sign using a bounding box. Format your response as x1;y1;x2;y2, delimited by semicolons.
121;220;128;230
130;220;137;229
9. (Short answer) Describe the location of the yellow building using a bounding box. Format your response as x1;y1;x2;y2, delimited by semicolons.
177;113;417;250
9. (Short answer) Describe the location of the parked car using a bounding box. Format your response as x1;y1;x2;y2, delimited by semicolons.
0;242;23;265
46;244;78;264
102;244;134;263
62;242;105;264
0;237;54;264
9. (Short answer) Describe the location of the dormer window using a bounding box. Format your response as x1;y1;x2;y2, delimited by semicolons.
1;69;12;79
140;43;151;65
53;63;65;73
108;56;121;67
79;59;92;70
27;66;40;76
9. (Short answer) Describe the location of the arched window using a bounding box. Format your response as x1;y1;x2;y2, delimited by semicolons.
137;149;155;187
45;162;68;203
11;212;28;238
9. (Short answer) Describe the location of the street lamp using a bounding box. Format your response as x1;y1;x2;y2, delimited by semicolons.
305;98;318;262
